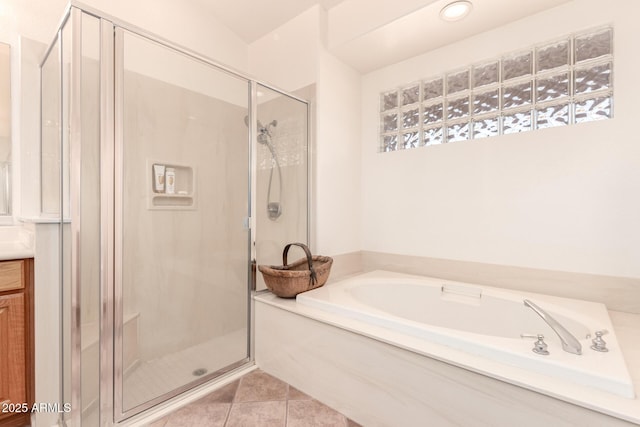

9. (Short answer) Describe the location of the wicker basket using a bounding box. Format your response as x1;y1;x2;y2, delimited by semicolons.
258;243;333;298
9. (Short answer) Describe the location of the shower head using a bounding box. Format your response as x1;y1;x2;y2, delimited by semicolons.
243;116;277;132
257;119;277;135
243;116;277;145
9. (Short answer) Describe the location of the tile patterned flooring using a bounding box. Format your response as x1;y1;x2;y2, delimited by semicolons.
148;369;361;427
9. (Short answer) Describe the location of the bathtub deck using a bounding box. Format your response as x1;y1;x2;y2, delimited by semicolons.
253;289;640;425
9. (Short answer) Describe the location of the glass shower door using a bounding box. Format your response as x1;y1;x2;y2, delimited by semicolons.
254;84;310;291
115;29;251;418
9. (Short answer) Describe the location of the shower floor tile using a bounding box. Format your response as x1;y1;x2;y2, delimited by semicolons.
149;369;361;427
125;329;247;410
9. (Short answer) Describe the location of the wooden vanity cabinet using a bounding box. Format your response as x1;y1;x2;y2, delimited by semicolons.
0;259;34;427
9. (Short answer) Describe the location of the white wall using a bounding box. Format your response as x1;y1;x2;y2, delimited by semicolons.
315;49;361;256
248;6;319;92
361;0;640;278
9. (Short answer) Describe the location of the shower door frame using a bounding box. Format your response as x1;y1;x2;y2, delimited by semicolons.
48;3;312;424
48;3;316;425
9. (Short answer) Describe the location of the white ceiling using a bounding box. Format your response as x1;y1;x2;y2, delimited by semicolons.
192;0;346;43
329;0;573;72
197;0;572;72
0;0;573;74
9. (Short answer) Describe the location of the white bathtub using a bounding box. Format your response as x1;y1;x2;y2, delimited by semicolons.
296;270;635;399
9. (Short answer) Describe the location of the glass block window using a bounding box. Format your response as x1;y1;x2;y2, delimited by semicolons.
503;110;532;135
382;134;398;152
575;27;612;63
536;102;570;129
536;40;569;73
503;81;532;109
447;95;470;120
423;77;443;100
402;84;420;106
473;116;499;139
502;51;532;81
402;107;420;129
574;62;612;94
423;102;444;124
381;91;398;111
536;72;569;103
473;61;499;88
574;95;612;123
447;121;470;143
402;131;420;149
382;112;398;132
447;70;470;94
379;25;613;152
473;89;499;115
424;126;444;146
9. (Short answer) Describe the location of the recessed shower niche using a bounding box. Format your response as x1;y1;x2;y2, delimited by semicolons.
147;160;196;210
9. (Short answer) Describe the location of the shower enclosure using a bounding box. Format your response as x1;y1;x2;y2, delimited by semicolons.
40;4;309;425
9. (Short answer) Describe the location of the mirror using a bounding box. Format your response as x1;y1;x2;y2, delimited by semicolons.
0;43;10;215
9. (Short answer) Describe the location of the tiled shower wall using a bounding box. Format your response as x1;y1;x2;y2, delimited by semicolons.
121;68;249;361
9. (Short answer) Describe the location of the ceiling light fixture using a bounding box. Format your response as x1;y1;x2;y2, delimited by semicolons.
440;1;473;22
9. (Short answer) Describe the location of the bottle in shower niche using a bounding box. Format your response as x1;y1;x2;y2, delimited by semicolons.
153;164;165;193
165;167;176;194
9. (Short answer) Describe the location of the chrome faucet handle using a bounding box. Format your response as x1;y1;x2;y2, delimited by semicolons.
521;333;550;355
591;330;609;352
523;299;582;355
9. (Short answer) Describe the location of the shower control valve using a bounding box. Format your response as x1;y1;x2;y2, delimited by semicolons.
520;333;550;356
590;330;609;352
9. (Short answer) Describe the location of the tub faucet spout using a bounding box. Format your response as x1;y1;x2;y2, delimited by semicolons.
523;299;582;355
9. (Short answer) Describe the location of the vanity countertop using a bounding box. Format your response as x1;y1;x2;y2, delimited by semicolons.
0;240;34;260
0;225;35;260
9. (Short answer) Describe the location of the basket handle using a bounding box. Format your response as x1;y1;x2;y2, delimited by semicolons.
282;242;317;286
